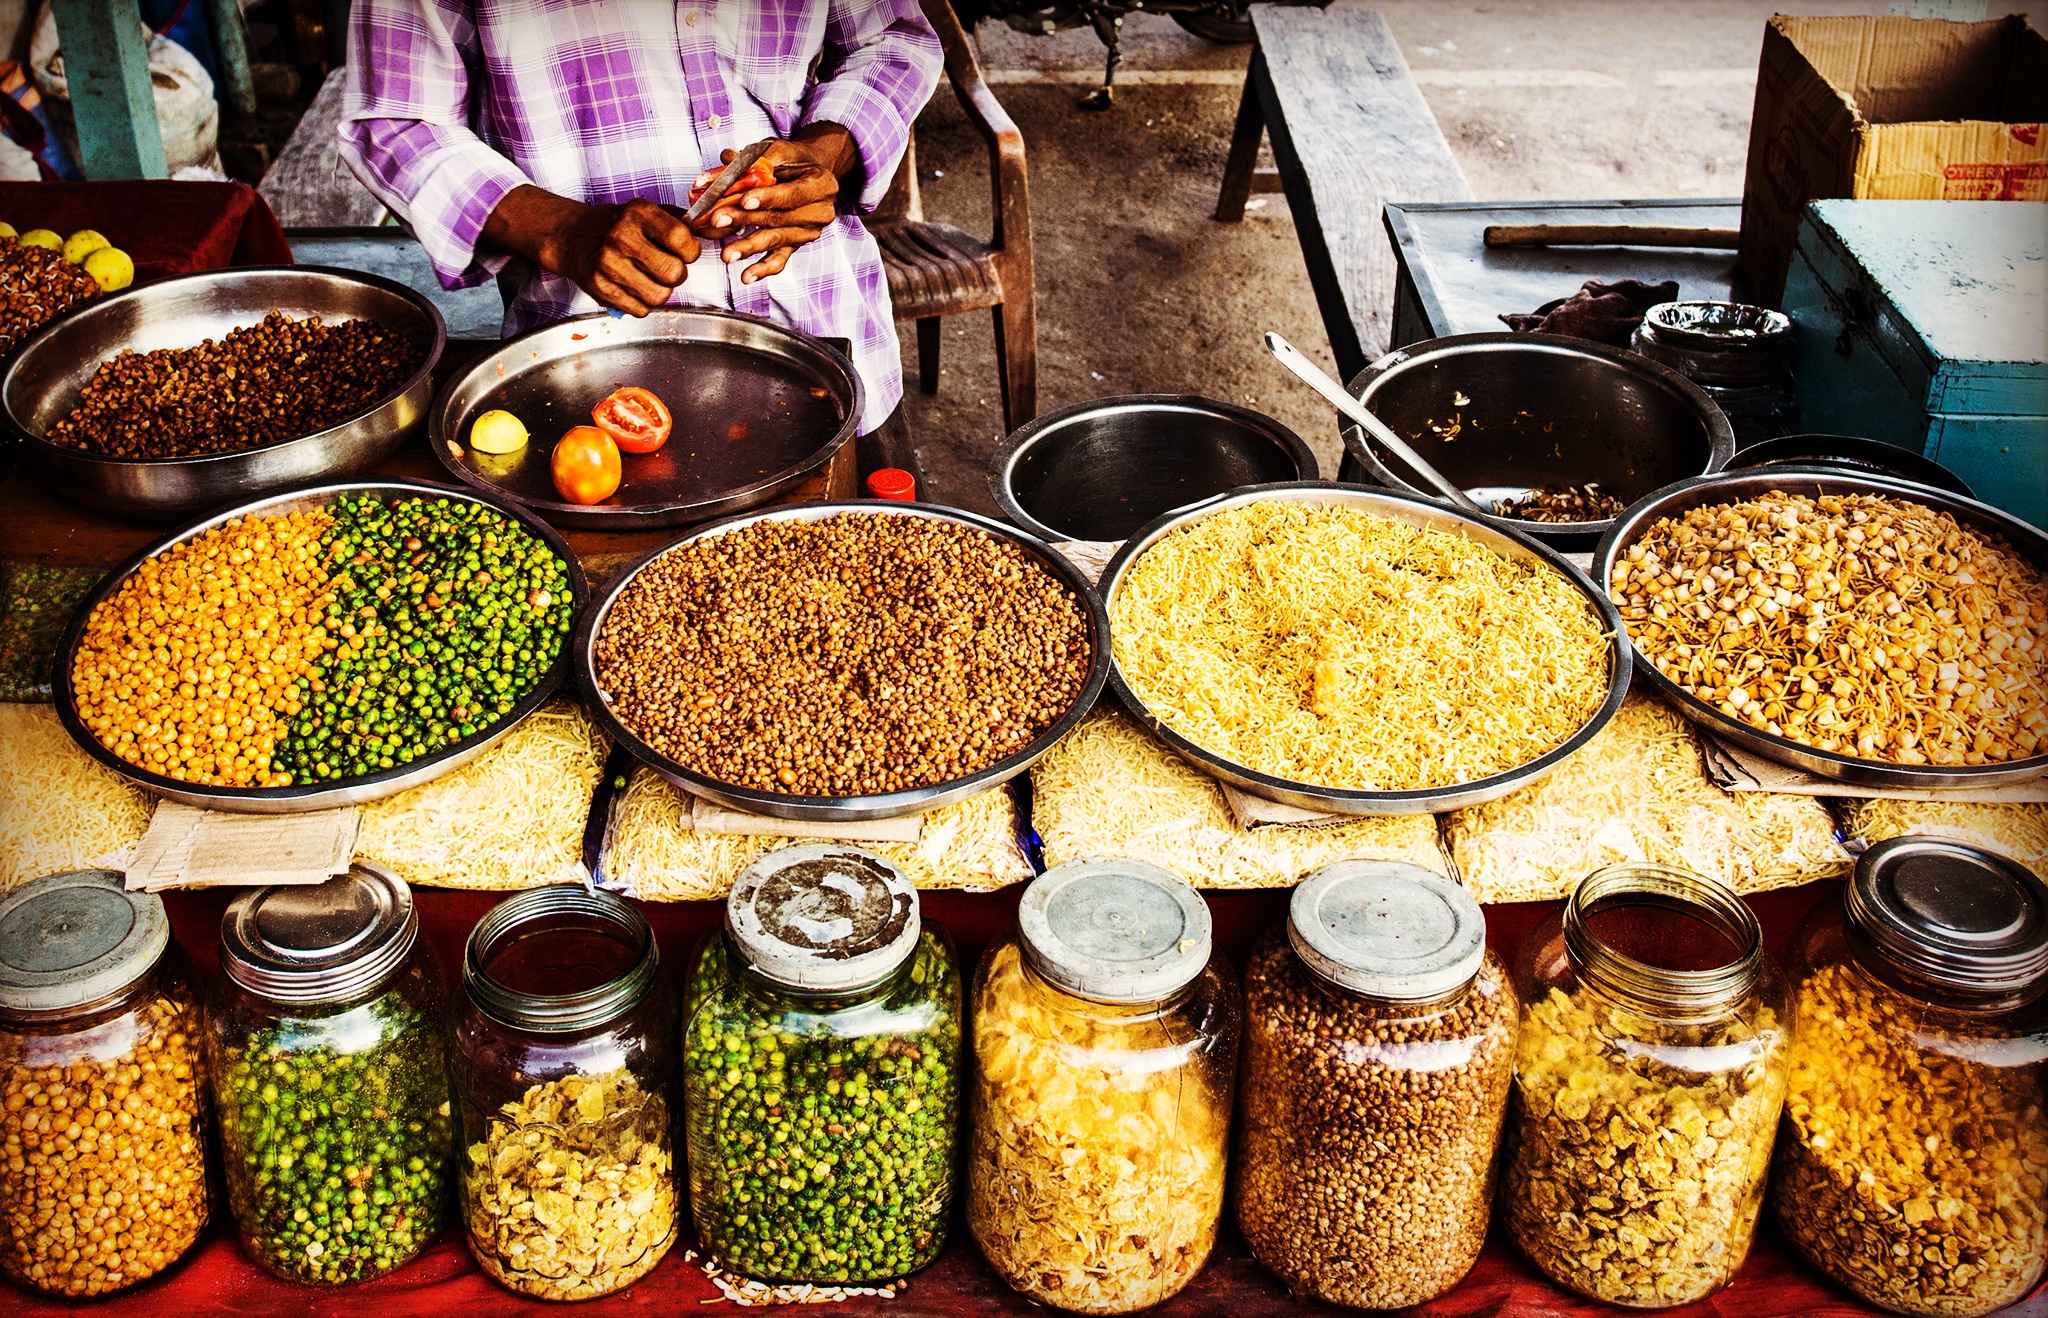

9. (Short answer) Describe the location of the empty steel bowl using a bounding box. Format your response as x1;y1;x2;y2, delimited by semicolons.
992;394;1317;542
1729;433;1976;499
5;266;445;521
1337;333;1735;540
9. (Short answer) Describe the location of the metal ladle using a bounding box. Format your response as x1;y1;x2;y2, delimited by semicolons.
1263;331;1490;516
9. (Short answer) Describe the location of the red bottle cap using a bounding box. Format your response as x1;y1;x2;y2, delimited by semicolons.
866;468;916;501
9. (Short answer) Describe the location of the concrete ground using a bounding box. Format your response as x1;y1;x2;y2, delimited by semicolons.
900;0;2045;513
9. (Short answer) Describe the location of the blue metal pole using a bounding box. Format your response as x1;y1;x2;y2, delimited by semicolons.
47;0;169;180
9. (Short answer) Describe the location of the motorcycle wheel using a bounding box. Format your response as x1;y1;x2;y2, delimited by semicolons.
1172;12;1254;43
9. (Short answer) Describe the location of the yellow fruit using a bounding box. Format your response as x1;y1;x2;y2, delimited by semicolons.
469;409;530;454
82;246;134;292
0;222;16;239
63;229;111;264
18;229;61;251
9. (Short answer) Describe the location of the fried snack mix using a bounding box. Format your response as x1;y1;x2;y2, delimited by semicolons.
464;1069;677;1300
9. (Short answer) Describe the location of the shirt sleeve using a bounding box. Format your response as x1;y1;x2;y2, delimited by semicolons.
801;0;943;214
335;0;532;290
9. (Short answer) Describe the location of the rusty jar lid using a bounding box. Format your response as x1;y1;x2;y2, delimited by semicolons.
0;870;169;1019
1848;836;2048;1001
727;844;920;992
1019;858;1211;1003
221;863;419;1003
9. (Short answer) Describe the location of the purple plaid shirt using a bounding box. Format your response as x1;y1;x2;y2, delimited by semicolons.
337;0;942;432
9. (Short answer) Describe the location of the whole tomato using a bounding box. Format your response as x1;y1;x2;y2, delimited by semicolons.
551;425;622;505
592;385;672;454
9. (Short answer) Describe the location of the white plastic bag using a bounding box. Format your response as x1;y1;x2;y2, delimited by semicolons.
30;0;220;175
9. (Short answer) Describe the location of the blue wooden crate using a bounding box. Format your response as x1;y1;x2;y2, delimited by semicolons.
1783;199;2047;528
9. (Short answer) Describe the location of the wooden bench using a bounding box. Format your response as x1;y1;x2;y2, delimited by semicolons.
1215;4;1471;380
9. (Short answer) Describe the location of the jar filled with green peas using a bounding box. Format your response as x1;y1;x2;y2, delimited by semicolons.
204;864;454;1286
683;844;961;1284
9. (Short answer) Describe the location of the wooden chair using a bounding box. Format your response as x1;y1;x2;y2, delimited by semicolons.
872;0;1036;431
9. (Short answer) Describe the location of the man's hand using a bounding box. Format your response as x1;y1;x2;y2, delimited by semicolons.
695;124;861;283
482;186;700;316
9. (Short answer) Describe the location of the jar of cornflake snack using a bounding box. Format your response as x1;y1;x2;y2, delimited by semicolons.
1237;860;1515;1309
205;864;454;1286
0;871;209;1298
1772;838;2047;1317
684;844;961;1285
1502;863;1788;1309
967;859;1238;1314
454;885;679;1300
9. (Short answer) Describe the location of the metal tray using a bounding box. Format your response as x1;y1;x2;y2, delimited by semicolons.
576;501;1111;822
431;307;860;530
5;267;446;521
1594;467;2048;789
1098;481;1632;815
53;478;589;814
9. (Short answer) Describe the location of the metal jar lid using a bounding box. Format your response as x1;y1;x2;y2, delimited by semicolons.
1018;859;1211;1003
727;844;920;993
1289;860;1486;1001
465;884;658;1033
1847;836;2048;998
220;863;419;1003
0;870;170;1019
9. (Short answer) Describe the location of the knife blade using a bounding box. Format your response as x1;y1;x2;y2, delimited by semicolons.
684;139;777;225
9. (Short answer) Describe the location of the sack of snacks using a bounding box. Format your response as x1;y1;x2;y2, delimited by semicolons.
1;702;151;887
1837;800;2046;880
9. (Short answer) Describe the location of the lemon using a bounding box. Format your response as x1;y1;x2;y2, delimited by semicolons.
0;222;16;239
18;229;61;251
470;409;530;454
82;246;134;292
63;229;110;264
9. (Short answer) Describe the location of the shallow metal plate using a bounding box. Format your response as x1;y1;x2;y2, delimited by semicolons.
1594;467;2048;789
576;501;1111;821
53;479;588;814
4;266;446;522
431;308;860;530
1098;481;1632;815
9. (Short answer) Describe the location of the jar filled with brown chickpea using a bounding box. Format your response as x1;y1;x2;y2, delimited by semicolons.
1502;864;1789;1310
0;870;210;1299
1236;861;1515;1309
1772;838;2048;1317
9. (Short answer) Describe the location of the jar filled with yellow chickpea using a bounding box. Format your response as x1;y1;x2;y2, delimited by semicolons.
1772;838;2048;1317
0;870;210;1298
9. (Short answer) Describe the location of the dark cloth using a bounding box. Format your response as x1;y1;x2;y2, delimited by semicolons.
1502;277;1679;346
0;181;292;283
7;879;2011;1318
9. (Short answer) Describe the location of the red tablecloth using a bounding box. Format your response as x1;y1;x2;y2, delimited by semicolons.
0;181;290;282
8;884;2047;1318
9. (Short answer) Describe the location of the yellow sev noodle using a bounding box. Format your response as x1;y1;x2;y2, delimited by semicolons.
1110;501;1611;791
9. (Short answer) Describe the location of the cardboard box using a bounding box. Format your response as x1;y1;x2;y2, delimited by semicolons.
1737;13;2048;305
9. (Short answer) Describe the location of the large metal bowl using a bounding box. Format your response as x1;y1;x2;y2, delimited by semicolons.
990;394;1317;542
1337;333;1735;543
5;267;446;521
576;500;1111;821
54;478;587;813
1594;466;2048;789
1099;481;1632;815
431;307;860;530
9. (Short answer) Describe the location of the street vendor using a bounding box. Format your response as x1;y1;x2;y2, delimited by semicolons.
337;0;942;435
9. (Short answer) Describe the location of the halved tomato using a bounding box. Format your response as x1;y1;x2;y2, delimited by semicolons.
592;385;673;454
552;425;622;505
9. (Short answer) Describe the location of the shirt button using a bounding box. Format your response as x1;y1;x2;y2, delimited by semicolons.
706;113;721;130
684;10;699;25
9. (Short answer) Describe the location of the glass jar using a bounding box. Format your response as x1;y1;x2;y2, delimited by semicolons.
684;843;961;1284
968;859;1238;1314
1502;863;1789;1309
1772;838;2048;1316
1237;860;1516;1309
205;863;454;1286
453;884;679;1301
0;870;210;1298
